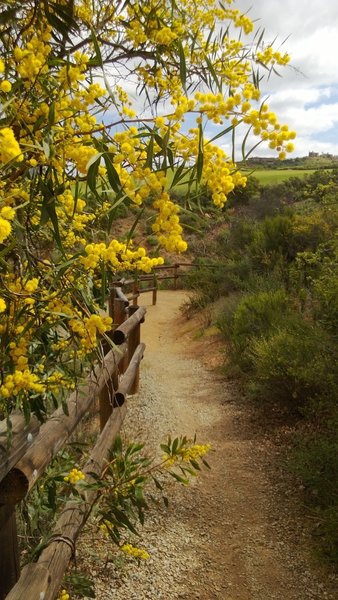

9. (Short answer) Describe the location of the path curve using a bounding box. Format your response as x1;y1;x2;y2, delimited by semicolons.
81;290;337;600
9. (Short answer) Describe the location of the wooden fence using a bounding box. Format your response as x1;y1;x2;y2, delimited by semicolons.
0;287;146;600
115;261;197;306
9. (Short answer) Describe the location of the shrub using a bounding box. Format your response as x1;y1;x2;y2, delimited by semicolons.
249;321;338;408
289;430;338;562
228;288;290;369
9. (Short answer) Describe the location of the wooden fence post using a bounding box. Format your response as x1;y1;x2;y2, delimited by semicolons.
132;280;138;306
114;297;128;375
152;273;157;305
0;504;20;600
99;287;116;430
99;294;127;430
174;263;178;290
127;306;142;394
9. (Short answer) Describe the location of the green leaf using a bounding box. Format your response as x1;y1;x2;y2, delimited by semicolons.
177;40;187;91
207;123;236;145
87;156;100;194
152;476;163;491
110;506;139;535
90;26;103;68
169;472;189;485
189;459;201;470
170;163;187;189
145;136;154;169
204;55;222;93
103;153;121;193
112;436;123;455
196;123;204;183
126;205;145;246
39;178;63;250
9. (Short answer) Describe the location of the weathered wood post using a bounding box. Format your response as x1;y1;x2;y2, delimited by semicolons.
152;272;157;306
99;291;128;430
0;504;20;600
0;414;40;598
99;286;116;430
126;306;142;394
132;279;138;306
114;296;128;375
174;263;179;290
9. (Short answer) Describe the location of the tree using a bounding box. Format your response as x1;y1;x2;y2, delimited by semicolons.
0;0;296;422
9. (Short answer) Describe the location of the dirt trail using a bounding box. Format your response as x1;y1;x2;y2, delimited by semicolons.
85;290;337;600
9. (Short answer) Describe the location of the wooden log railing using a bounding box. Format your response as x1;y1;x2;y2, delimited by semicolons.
116;262;219;306
0;289;147;600
115;262;192;306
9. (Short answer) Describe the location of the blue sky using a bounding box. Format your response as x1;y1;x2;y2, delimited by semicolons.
234;0;338;157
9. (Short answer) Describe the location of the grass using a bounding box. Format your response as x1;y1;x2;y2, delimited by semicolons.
242;169;315;185
166;167;316;192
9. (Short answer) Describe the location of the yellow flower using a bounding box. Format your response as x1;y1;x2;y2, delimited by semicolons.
0;217;11;243
121;543;150;560
0;80;11;93
0;206;15;220
57;589;70;600
0;298;6;313
64;468;85;484
0;128;23;163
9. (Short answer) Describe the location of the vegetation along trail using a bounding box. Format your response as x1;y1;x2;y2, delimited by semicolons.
82;290;337;600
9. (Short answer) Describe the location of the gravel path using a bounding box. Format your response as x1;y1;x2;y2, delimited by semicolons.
78;290;338;600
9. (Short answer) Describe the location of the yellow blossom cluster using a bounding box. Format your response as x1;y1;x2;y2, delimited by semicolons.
56;190;93;246
152;193;188;252
121;543;150;560
0;57;11;93
13;30;51;81
81;240;164;273
69;314;112;352
64;468;86;484
0;128;23;165
0;369;44;400
164;442;211;467
256;46;290;67
57;590;70;600
67;145;98;174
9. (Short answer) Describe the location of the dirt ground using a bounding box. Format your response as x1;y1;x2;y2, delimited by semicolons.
79;290;338;600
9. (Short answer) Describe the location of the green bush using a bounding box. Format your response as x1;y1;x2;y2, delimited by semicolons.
249;321;338;408
289;430;338;562
228;288;290;369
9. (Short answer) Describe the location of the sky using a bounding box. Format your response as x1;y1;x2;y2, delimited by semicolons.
231;0;338;158
107;0;338;160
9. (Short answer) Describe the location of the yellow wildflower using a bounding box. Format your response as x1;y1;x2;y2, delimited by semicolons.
0;128;23;163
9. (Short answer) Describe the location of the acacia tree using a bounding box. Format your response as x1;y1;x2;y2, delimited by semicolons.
0;0;296;423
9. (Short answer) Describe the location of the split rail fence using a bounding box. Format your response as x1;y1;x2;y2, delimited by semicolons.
0;287;145;600
115;261;200;306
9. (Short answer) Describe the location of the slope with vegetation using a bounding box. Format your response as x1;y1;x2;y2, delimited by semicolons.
183;169;338;563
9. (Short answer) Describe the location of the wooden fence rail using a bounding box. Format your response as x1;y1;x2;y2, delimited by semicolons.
116;261;219;306
0;289;147;600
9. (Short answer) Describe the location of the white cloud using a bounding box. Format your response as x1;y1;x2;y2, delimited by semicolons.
236;0;338;156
